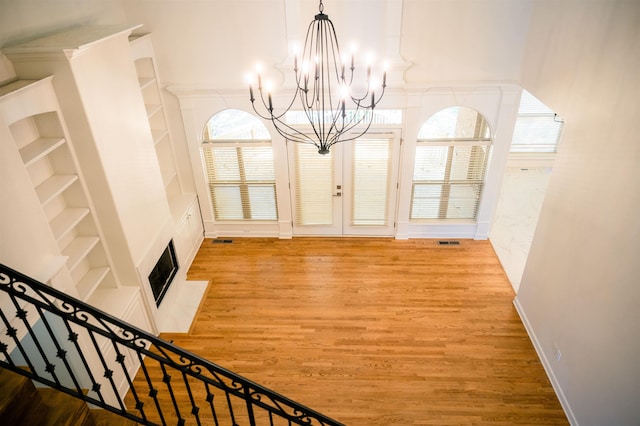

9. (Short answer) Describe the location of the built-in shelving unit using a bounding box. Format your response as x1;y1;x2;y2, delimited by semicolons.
2;26;180;402
1;77;118;303
130;34;181;202
129;33;204;277
3;26;203;348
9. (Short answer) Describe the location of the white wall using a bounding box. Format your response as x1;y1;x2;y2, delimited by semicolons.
401;0;531;83
491;165;552;292
515;1;640;424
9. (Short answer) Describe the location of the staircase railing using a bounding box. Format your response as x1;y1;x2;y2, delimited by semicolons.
0;263;343;426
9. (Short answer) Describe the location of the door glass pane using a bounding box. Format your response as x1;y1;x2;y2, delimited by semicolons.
294;144;334;225
352;139;390;226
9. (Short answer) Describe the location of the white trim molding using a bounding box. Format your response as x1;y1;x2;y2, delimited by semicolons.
513;296;578;425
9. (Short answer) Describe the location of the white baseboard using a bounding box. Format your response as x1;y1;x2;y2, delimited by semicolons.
513;297;578;425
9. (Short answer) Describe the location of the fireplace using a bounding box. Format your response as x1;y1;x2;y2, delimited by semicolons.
148;240;179;307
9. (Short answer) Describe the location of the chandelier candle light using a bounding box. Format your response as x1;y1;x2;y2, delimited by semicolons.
249;0;387;155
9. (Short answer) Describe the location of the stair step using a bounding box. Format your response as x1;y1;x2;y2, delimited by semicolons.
1;368;136;425
21;387;95;426
0;368;41;425
91;409;138;425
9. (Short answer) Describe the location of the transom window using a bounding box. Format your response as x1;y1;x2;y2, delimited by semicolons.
411;107;492;221
285;109;403;125
201;109;277;221
511;90;564;153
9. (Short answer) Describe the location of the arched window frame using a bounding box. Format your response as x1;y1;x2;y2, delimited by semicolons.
201;109;278;221
410;107;493;221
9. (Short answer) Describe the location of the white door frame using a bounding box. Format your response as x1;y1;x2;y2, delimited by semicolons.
287;130;401;237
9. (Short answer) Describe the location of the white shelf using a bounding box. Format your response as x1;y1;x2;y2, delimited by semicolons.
76;267;110;300
161;168;177;188
138;77;156;90
145;104;162;118
20;137;66;167
131;39;184;225
35;174;78;206
50;208;90;241
63;236;100;271
151;128;169;145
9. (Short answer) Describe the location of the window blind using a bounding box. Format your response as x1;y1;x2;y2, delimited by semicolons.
293;143;334;225
351;139;392;226
411;106;492;222
202;143;277;221
511;90;563;153
285;109;403;125
411;144;491;220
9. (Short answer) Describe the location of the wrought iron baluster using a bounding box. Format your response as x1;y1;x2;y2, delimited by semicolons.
111;339;148;423
224;388;238;426
244;385;257;426
136;350;167;425
59;317;106;404
85;328;126;411
7;293;60;386
181;370;202;425
0;307;30;370
35;307;83;394
204;382;220;426
159;362;184;425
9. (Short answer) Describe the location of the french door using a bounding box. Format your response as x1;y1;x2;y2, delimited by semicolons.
288;133;401;236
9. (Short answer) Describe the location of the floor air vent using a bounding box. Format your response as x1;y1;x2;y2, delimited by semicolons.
213;239;233;244
438;240;461;246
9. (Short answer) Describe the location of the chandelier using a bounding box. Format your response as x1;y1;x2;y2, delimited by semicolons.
249;0;387;155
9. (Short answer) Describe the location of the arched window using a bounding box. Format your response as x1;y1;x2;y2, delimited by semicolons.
201;109;277;221
411;107;492;220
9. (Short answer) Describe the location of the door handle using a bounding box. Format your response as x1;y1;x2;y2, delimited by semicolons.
333;192;342;197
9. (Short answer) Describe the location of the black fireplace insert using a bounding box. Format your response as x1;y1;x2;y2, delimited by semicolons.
148;240;178;307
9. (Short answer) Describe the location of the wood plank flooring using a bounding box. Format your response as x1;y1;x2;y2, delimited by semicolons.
141;238;567;425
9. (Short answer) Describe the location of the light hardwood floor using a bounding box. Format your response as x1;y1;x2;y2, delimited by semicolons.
150;238;567;425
